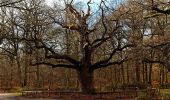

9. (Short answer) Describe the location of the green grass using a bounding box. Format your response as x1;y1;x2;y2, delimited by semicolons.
160;89;170;99
160;89;170;94
135;90;152;100
8;93;22;96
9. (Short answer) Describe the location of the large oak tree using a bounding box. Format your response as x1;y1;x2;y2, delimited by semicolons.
30;0;134;93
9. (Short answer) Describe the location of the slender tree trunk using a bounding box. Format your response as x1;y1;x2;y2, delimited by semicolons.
135;61;140;83
148;63;152;84
35;50;40;88
16;56;22;87
36;65;40;88
142;62;145;83
9;59;14;88
118;65;121;83
126;63;129;84
162;65;165;84
48;68;53;90
110;67;114;91
121;63;125;85
148;50;154;84
114;66;117;86
160;65;163;84
23;54;29;87
76;78;80;91
65;69;70;89
166;70;168;83
144;63;148;84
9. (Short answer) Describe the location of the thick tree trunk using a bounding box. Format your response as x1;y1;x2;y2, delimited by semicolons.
79;55;94;93
79;36;94;93
79;70;94;93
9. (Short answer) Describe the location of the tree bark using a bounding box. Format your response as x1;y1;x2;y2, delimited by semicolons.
142;62;145;83
36;50;40;88
121;63;125;85
79;32;94;93
9;58;13;88
23;54;29;87
135;61;140;82
126;63;129;84
162;65;165;84
79;70;94;93
16;56;22;87
36;65;40;88
148;63;152;84
145;63;148;84
114;66;117;85
166;70;168;83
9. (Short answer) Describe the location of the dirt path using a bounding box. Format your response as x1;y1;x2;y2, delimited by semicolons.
0;93;57;100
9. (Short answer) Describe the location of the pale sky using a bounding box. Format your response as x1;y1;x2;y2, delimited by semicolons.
45;0;101;6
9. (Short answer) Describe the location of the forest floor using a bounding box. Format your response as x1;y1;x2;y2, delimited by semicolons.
0;93;138;100
0;93;56;100
0;91;163;100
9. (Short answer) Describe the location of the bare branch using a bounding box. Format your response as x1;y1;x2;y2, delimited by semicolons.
152;6;170;14
32;62;80;71
91;44;134;71
82;0;91;20
0;0;23;7
143;58;164;65
90;57;127;72
50;16;80;31
91;36;110;50
0;47;16;56
66;4;81;19
45;54;80;67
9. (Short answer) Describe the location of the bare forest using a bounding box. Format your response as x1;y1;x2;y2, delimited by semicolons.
0;0;170;99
